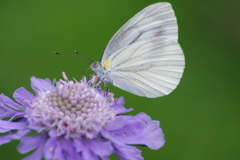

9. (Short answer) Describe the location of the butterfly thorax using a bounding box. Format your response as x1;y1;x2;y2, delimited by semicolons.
90;61;112;83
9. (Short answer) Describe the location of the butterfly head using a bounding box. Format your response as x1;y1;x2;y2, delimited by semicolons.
90;61;101;71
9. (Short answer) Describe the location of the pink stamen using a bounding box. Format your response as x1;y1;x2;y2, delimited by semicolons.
95;81;102;87
83;77;87;83
91;76;98;84
114;108;121;115
24;99;31;104
31;102;39;108
62;72;69;81
107;92;114;101
60;79;67;84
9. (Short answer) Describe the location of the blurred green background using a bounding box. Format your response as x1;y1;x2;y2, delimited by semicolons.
0;0;240;159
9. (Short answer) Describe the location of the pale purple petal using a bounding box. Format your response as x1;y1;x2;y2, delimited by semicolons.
48;130;60;138
81;148;98;160
45;138;65;160
62;140;81;160
135;112;151;123
73;139;84;152
113;144;143;160
103;113;165;150
21;141;45;160
113;97;134;113
18;135;46;154
0;94;25;118
46;138;82;160
44;137;58;159
89;140;113;157
0;129;30;145
13;87;34;107
115;97;125;106
0;103;19;119
101;157;111;160
0;135;11;145
9;129;30;139
27;119;46;132
53;142;65;160
134;113;165;149
104;115;133;131
0;120;27;132
112;97;132;114
139;120;165;149
0;93;24;110
30;76;54;93
74;139;99;160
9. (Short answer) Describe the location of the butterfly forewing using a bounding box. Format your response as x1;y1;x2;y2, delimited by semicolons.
101;2;178;64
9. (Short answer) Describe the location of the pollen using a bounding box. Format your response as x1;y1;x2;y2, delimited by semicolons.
104;58;111;70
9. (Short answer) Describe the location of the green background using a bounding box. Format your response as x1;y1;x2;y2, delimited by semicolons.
0;0;240;159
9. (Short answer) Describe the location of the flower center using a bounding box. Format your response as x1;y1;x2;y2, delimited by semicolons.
26;79;115;139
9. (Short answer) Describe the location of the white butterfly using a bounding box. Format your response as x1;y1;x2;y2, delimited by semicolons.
90;2;185;98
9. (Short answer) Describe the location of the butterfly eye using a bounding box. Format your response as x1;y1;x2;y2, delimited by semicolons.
91;62;100;69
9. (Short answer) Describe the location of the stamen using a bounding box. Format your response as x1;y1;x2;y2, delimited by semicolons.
91;76;98;84
62;72;69;81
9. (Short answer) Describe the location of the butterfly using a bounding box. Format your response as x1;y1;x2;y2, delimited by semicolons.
90;2;185;98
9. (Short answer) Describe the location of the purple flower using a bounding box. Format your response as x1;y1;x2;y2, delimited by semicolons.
0;72;165;160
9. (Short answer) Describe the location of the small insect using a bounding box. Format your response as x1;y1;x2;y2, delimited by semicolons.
56;2;185;98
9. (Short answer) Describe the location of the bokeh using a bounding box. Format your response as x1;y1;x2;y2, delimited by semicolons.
0;0;240;159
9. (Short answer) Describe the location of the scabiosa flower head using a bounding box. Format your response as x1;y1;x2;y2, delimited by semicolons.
0;72;165;160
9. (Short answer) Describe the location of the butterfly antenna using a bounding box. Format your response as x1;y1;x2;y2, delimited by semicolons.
54;52;92;62
75;50;93;62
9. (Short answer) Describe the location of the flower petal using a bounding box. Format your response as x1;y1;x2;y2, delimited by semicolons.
135;112;151;123
140;120;165;149
103;113;165;150
81;148;98;160
0;103;19;119
62;140;81;160
0;135;11;145
112;103;133;115
115;97;125;106
30;76;54;94
0;93;24;110
9;129;30;139
0;120;27;133
0;129;30;146
0;94;25;119
21;141;45;160
13;87;34;107
45;138;82;160
44;137;58;159
102;117;144;145
100;157;111;160
104;115;133;131
89;139;113;157
53;141;65;160
112;97;133;115
73;139;84;152
74;139;99;160
18;135;46;154
113;143;143;160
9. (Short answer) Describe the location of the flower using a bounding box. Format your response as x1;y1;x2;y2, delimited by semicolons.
0;72;165;160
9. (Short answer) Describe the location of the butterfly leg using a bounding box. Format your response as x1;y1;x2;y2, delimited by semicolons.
82;67;91;78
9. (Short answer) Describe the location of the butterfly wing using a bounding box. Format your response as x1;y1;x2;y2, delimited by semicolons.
108;37;185;98
101;2;178;64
